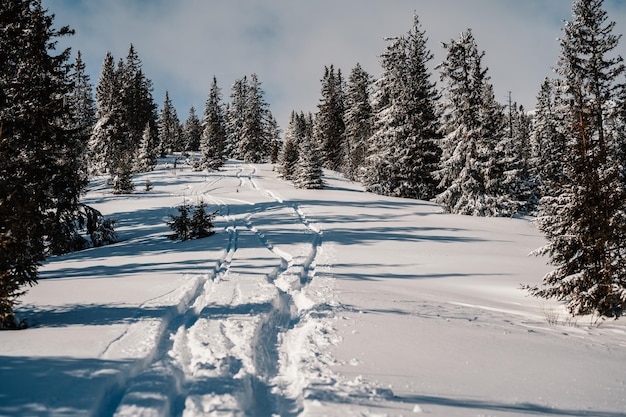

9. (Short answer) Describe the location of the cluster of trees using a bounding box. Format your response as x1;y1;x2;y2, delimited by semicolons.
0;0;115;328
1;0;624;326
0;0;281;327
276;0;626;317
196;74;280;172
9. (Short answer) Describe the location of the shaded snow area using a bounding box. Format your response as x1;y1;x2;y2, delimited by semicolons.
1;156;625;417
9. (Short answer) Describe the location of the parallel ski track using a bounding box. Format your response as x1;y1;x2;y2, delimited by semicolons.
103;163;326;417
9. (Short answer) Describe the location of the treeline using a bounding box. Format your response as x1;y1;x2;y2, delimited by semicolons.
86;48;280;193
276;2;626;318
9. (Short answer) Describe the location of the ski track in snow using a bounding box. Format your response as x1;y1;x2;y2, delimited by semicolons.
103;163;370;417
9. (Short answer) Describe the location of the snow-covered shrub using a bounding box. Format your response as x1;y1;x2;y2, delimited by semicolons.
168;201;216;241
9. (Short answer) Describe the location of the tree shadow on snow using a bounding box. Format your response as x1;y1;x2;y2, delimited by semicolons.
0;355;132;417
16;303;174;328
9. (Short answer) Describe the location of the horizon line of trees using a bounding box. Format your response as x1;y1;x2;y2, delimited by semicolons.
276;0;626;318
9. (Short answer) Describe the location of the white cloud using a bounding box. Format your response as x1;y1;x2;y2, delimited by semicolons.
45;0;626;129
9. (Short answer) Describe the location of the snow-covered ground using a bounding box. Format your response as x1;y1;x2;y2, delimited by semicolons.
1;156;625;417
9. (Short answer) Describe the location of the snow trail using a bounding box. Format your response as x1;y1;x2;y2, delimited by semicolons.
105;163;336;417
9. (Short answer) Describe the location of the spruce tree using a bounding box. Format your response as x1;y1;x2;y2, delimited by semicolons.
435;29;510;216
0;0;80;328
278;111;302;180
265;113;282;164
530;78;569;199
183;106;201;152
225;77;248;159
343;63;373;181
198;76;227;171
239;73;270;163
315;65;345;172
157;91;182;157
294;115;324;189
527;0;626;318
363;14;441;199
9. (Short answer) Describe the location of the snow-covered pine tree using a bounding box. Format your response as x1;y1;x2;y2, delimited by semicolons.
278;111;302;180
294;117;324;189
135;122;158;172
343;63;373;181
198;76;227;171
45;49;97;255
314;65;345;172
0;0;83;328
363;14;441;199
435;29;510;216
265;112;282;164
225;76;248;159
89;46;156;188
501;103;536;213
118;44;158;169
157;91;182;157
88;52;117;175
239;73;270;163
68;51;96;145
530;78;569;199
183;106;201;152
527;0;626;318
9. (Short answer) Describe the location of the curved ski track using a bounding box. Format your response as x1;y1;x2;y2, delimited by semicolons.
105;163;328;417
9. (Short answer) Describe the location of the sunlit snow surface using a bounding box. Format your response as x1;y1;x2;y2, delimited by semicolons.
1;156;625;417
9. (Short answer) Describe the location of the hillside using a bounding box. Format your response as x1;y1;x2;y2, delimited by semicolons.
0;157;625;417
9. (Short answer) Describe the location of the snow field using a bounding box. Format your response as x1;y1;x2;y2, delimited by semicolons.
1;156;625;416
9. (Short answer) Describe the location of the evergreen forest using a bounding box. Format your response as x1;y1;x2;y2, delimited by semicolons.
1;0;626;328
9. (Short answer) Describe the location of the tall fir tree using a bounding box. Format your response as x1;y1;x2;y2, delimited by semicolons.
343;63;373;181
239;73;270;163
435;29;511;216
265;112;282;164
530;78;569;199
183;106;201;152
0;0;84;327
198;76;227;171
294;114;324;189
278;111;302;180
363;14;441;199
527;0;626;318
157;91;182;157
225;76;248;159
89;46;157;189
315;65;345;172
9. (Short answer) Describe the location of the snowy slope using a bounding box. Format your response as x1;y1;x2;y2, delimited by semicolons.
0;157;625;417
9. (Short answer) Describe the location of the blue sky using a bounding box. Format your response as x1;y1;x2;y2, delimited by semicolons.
44;0;626;130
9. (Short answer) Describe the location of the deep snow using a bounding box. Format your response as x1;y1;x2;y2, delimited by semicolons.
1;156;625;417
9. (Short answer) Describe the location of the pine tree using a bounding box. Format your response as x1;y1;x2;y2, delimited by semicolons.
89;46;157;183
343;63;373;181
0;0;80;328
502;102;536;212
294;116;324;189
135;122;158;172
45;49;96;255
278;111;302;180
157;91;182;157
88;52;117;175
527;0;626;318
530;78;569;199
225;77;248;159
435;29;510;216
183;106;201;152
198;76;227;171
315;65;345;172
239;73;270;163
363;14;441;199
265;112;282;164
